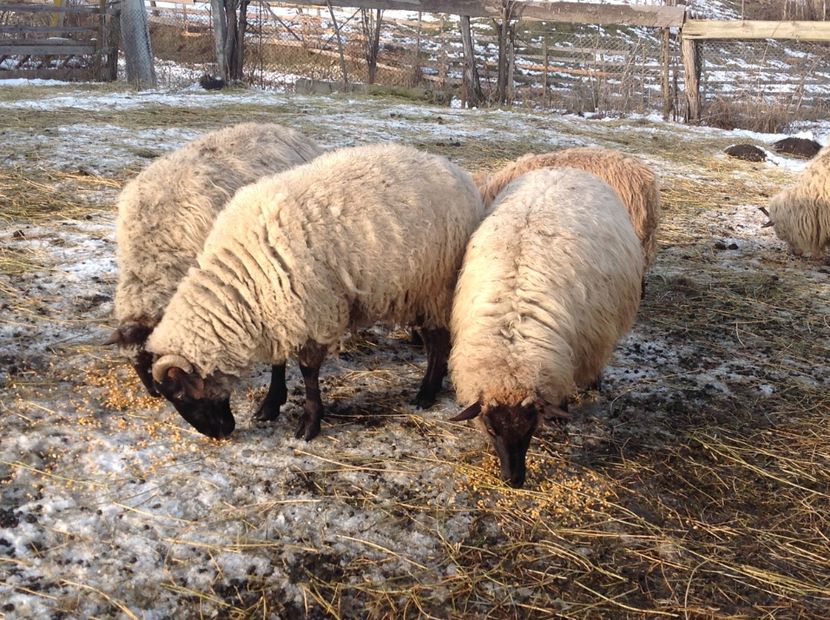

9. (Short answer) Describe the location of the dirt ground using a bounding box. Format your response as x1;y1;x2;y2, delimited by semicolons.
1;83;829;619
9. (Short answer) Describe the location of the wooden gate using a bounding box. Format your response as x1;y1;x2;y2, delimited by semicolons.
0;1;119;81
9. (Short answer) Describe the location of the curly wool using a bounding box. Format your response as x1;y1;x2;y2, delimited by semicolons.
478;147;661;269
147;143;485;378
114;123;323;337
450;168;644;408
768;144;830;258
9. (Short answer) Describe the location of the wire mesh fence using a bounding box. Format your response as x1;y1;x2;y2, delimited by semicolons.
142;1;830;126
146;2;680;116
695;37;830;129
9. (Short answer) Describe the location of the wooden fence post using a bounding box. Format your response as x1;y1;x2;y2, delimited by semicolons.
660;1;673;120
459;14;483;107
542;36;549;107
210;0;228;80
681;35;701;123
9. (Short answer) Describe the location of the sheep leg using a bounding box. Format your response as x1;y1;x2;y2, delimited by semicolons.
412;327;450;409
252;364;287;422
586;373;603;392
408;328;424;348
296;341;327;441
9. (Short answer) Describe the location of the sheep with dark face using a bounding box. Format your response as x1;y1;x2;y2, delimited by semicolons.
450;168;643;488
766;143;830;259
111;123;323;420
146;143;485;440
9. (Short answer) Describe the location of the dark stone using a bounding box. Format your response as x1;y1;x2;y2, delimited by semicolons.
771;136;822;159
725;144;766;162
199;74;226;91
0;509;19;529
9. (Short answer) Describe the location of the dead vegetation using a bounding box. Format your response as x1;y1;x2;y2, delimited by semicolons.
1;89;829;619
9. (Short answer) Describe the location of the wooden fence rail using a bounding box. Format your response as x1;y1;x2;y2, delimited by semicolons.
0;1;119;81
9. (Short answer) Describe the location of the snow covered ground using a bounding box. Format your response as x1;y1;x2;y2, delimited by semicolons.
1;79;829;618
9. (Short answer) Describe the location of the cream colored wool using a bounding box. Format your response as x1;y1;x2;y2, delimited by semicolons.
114;123;323;344
450;168;643;408
147;143;485;378
478;147;661;268
768;144;830;258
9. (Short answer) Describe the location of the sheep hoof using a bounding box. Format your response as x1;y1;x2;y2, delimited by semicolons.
295;407;322;441
252;401;280;422
411;391;437;410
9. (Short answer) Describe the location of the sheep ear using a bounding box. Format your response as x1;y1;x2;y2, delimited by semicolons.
163;367;205;400
758;206;770;217
109;324;152;347
103;330;122;346
449;402;481;422
538;400;571;424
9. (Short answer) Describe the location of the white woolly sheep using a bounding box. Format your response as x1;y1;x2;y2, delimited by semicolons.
478;147;661;272
449;167;644;487
145;142;485;440
766;143;830;258
111;122;323;417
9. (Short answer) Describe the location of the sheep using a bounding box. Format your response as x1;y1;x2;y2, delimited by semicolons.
765;144;830;258
145;142;485;441
110;122;323;421
478;147;661;273
449;168;644;488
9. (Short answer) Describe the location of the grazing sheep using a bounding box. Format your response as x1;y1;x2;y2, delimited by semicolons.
766;144;830;258
478;147;661;271
146;143;485;440
450;168;644;488
111;123;323;419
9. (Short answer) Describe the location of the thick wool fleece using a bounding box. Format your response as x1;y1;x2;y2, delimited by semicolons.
768;144;830;257
114;123;323;333
450;167;643;408
147;143;485;377
479;147;661;269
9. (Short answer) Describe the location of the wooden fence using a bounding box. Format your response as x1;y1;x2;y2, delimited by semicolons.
0;1;119;81
681;20;830;122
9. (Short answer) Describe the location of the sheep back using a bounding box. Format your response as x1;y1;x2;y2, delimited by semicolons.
768;144;830;258
450;167;644;408
147;142;485;377
479;147;661;268
114;123;323;333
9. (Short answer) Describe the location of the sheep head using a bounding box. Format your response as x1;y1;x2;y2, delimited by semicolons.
450;398;569;488
152;354;235;439
105;323;159;397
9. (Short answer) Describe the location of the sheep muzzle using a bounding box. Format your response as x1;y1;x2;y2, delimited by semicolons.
169;395;235;439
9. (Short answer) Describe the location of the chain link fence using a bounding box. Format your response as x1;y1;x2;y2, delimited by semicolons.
143;1;830;126
695;37;830;130
147;2;680;115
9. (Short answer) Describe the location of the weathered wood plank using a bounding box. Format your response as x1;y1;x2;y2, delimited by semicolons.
514;2;686;27
0;38;93;46
0;44;97;55
683;20;830;41
0;66;95;80
0;4;105;15
0;26;99;35
242;1;686;27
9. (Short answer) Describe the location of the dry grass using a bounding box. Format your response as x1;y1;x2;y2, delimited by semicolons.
0;167;120;223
